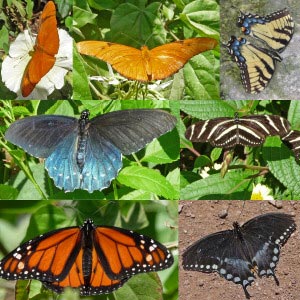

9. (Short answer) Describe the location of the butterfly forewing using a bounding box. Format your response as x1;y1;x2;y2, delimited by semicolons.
92;109;177;155
93;226;174;279
237;9;294;52
0;226;81;282
5;115;78;158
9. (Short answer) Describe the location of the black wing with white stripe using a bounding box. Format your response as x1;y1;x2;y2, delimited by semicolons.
185;114;291;149
282;130;300;160
182;213;296;299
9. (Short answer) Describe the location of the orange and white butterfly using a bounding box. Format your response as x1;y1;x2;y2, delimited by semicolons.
1;1;72;99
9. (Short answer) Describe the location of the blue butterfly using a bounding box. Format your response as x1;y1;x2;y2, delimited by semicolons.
5;109;177;193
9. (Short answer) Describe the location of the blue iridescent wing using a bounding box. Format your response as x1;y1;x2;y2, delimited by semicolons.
90;109;177;155
45;131;122;193
80;133;122;192
5;115;78;158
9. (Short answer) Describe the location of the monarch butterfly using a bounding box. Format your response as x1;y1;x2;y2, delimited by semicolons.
0;219;174;295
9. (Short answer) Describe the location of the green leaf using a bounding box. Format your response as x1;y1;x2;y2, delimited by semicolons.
181;0;219;39
142;130;179;164
117;166;178;199
181;170;254;199
73;44;93;100
184;51;219;99
180;99;236;118
114;273;163;300
0;185;18;199
263;137;300;197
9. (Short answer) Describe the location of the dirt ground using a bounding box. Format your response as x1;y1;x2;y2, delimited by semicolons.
179;201;300;300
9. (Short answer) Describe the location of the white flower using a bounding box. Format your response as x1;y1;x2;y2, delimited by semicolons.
250;183;274;200
1;29;72;99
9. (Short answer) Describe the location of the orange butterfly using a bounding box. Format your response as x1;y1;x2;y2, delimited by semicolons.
77;37;218;82
21;1;59;97
0;219;173;295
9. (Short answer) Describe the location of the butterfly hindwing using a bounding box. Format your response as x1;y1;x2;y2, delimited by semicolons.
80;133;122;192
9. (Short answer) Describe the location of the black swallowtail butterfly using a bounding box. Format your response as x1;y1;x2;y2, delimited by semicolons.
182;212;296;299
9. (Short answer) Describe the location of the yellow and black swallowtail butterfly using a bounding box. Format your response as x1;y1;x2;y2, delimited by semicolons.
225;9;294;94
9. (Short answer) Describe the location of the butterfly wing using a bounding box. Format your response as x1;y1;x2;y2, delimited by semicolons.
42;246;130;295
148;37;218;80
90;109;177;155
237;9;294;53
241;213;296;279
93;226;174;279
80;132;122;192
0;226;81;282
5;115;78;158
282;130;300;160
182;228;257;296
76;41;150;81
77;38;217;81
185;117;237;148
21;1;59;97
225;36;282;93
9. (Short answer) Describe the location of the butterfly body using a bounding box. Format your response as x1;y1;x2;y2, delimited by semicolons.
0;219;173;295
5;109;176;192
77;37;218;82
182;213;296;299
21;1;59;97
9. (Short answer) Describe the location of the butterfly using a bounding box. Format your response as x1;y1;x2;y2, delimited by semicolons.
224;36;282;93
237;8;294;53
76;37;218;82
0;219;173;295
5;109;177;193
21;1;59;97
185;113;291;148
182;212;296;299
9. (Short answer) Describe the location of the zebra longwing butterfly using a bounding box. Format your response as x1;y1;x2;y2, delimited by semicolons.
282;130;300;160
185;114;290;149
182;213;296;299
